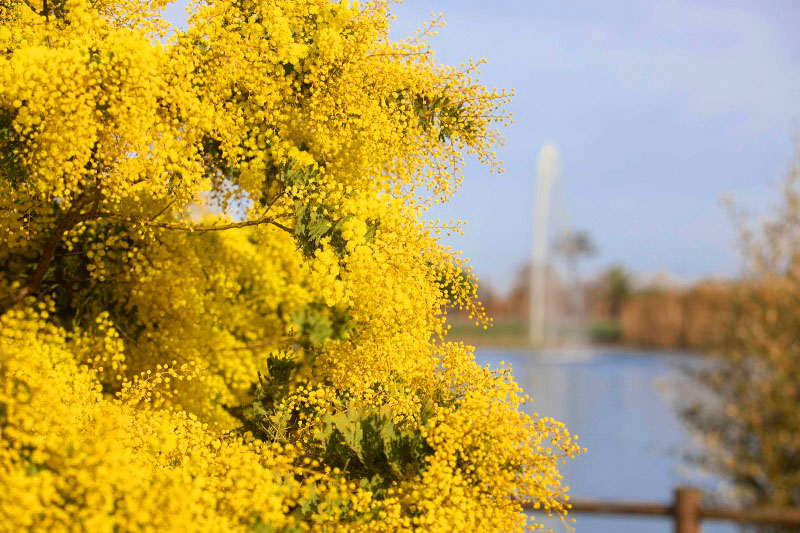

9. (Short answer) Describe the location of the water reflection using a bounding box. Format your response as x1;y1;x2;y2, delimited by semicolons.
475;348;733;533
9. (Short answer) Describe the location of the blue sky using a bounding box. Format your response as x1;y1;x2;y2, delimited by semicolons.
389;0;800;291
163;0;800;291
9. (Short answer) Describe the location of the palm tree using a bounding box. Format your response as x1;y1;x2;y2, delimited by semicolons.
553;230;596;331
602;265;631;318
554;230;596;283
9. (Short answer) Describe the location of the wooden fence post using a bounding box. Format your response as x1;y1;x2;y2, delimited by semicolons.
674;486;701;533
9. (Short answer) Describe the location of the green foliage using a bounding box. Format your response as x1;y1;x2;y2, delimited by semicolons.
601;265;631;317
393;88;477;143
588;320;622;344
294;205;378;258
315;403;434;489
240;353;434;490
0;108;25;185
290;301;351;346
238;355;301;443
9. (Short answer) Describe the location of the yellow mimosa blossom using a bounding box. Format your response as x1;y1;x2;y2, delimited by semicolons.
0;0;581;530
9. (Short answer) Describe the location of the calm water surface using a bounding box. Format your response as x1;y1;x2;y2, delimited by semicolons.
474;348;734;533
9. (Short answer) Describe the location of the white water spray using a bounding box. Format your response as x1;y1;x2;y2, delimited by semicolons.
529;143;561;346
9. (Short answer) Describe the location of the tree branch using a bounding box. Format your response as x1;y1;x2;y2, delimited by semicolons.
0;192;294;315
0;193;94;315
96;212;294;235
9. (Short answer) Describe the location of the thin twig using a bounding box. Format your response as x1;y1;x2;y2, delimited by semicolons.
96;212;294;234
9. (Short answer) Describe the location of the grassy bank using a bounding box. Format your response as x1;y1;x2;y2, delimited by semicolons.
448;318;623;348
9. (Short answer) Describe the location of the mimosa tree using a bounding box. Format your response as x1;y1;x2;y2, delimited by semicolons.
0;0;580;530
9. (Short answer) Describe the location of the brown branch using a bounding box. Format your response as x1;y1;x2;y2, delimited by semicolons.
148;199;175;222
0;193;94;315
0;187;293;316
96;212;294;235
366;50;432;59
268;220;293;234
20;0;38;13
212;339;291;352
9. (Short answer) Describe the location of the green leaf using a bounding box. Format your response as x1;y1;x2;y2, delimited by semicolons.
307;313;333;345
253;521;277;533
307;218;331;245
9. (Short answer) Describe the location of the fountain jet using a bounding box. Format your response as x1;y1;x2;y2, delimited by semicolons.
530;143;560;346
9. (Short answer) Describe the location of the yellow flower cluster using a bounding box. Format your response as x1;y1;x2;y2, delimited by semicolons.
0;310;299;531
0;0;581;531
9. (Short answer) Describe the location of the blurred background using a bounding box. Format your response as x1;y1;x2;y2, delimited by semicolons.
391;1;800;531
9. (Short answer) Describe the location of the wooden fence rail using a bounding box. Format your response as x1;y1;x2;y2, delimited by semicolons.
526;486;800;533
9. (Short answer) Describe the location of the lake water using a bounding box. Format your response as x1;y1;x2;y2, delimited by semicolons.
474;348;735;533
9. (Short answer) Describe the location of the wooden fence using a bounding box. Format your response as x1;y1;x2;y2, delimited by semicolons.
527;486;800;532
